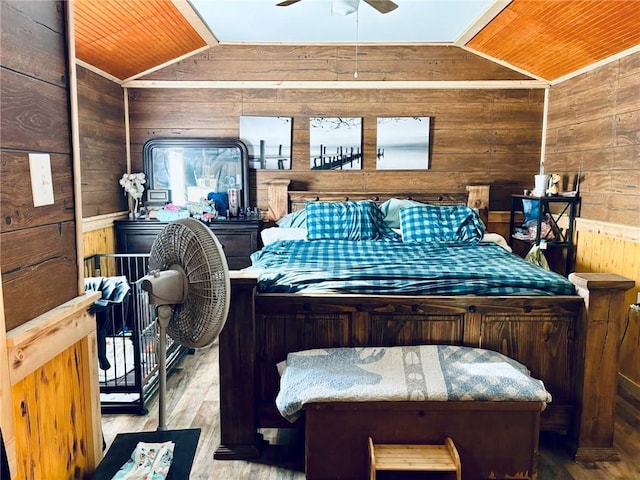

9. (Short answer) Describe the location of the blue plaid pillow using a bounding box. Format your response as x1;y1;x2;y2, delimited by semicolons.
306;201;396;240
378;198;423;228
400;205;485;243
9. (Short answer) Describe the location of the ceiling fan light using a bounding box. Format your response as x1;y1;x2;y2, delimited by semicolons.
332;0;359;16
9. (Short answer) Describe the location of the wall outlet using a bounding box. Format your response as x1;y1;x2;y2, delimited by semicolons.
29;153;54;206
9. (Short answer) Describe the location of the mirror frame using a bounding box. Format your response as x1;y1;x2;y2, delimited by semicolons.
142;137;250;211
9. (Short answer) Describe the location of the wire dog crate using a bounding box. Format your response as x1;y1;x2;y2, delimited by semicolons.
84;253;188;414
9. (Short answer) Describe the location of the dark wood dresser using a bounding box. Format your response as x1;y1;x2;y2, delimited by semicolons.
114;219;261;270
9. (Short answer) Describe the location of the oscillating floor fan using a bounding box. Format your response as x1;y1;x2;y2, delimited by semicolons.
140;218;230;430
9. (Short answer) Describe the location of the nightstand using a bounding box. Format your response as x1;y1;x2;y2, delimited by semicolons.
508;194;580;276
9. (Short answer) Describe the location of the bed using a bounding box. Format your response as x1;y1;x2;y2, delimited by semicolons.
214;179;634;464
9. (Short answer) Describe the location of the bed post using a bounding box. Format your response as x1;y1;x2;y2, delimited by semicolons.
215;271;262;460
466;185;490;227
569;272;635;462
266;179;291;221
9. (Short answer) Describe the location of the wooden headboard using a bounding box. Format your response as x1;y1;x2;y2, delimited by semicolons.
266;179;490;226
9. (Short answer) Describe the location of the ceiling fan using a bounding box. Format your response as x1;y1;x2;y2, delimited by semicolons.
277;0;398;15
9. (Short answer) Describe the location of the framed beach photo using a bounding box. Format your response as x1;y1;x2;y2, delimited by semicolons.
376;117;430;170
309;117;362;170
240;116;293;170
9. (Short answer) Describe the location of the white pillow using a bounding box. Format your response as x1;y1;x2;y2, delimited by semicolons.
261;227;307;245
481;232;512;252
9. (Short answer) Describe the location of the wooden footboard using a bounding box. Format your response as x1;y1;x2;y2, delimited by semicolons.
215;271;633;463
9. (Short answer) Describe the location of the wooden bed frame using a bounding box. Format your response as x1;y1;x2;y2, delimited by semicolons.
215;179;634;464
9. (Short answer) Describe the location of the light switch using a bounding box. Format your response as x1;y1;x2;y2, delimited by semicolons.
29;153;55;207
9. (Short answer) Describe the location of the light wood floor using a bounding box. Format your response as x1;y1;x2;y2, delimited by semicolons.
101;341;640;479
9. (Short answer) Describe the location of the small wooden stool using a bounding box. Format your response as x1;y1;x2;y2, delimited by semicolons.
368;436;461;480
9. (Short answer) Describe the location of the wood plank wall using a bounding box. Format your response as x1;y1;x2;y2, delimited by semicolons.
12;341;95;479
83;225;117;257
77;66;128;218
545;51;640;395
1;3;102;478
0;0;77;330
130;45;545;212
545;52;639;226
574;229;639;388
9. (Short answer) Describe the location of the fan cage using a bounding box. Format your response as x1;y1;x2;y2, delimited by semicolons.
149;218;230;348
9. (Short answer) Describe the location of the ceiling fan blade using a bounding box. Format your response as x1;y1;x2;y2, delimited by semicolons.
364;0;398;14
277;0;302;6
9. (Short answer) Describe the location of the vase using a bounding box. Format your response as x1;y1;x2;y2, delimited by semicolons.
128;196;140;220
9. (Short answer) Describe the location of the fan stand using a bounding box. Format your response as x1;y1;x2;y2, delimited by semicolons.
156;304;173;431
141;218;232;432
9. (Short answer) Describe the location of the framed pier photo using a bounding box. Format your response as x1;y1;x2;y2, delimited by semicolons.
376;116;430;170
309;117;362;170
240;116;293;170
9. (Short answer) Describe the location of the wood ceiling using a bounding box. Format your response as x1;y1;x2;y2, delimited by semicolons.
73;0;208;80
72;0;640;83
467;0;640;81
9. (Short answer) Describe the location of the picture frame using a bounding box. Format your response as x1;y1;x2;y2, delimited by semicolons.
145;189;170;207
376;116;431;170
240;116;293;170
309;117;362;170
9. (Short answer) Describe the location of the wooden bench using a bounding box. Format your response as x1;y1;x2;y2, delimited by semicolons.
275;345;549;479
305;401;543;480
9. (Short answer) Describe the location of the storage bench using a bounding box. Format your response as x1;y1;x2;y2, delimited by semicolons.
305;400;543;480
275;345;551;480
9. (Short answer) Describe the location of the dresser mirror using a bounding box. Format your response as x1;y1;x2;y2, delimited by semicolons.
143;138;250;210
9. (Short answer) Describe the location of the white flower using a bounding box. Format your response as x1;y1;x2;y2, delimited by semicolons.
120;172;146;200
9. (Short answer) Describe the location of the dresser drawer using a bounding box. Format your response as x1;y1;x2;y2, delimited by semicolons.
114;219;260;270
119;231;159;254
226;256;252;270
214;233;252;258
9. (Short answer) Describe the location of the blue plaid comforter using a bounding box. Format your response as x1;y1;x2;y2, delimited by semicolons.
246;240;576;296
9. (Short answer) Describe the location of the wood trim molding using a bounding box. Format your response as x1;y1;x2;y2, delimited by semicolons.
539;87;550;174
170;0;218;46
460;45;547;82
618;373;640;410
6;292;100;385
121;45;210;83
67;0;85;296
0;273;16;477
82;330;104;468
551;44;640;86
555;217;640;243
574;218;640;243
455;0;511;45
122;79;549;90
124;87;131;172
83;212;128;232
75;59;122;84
